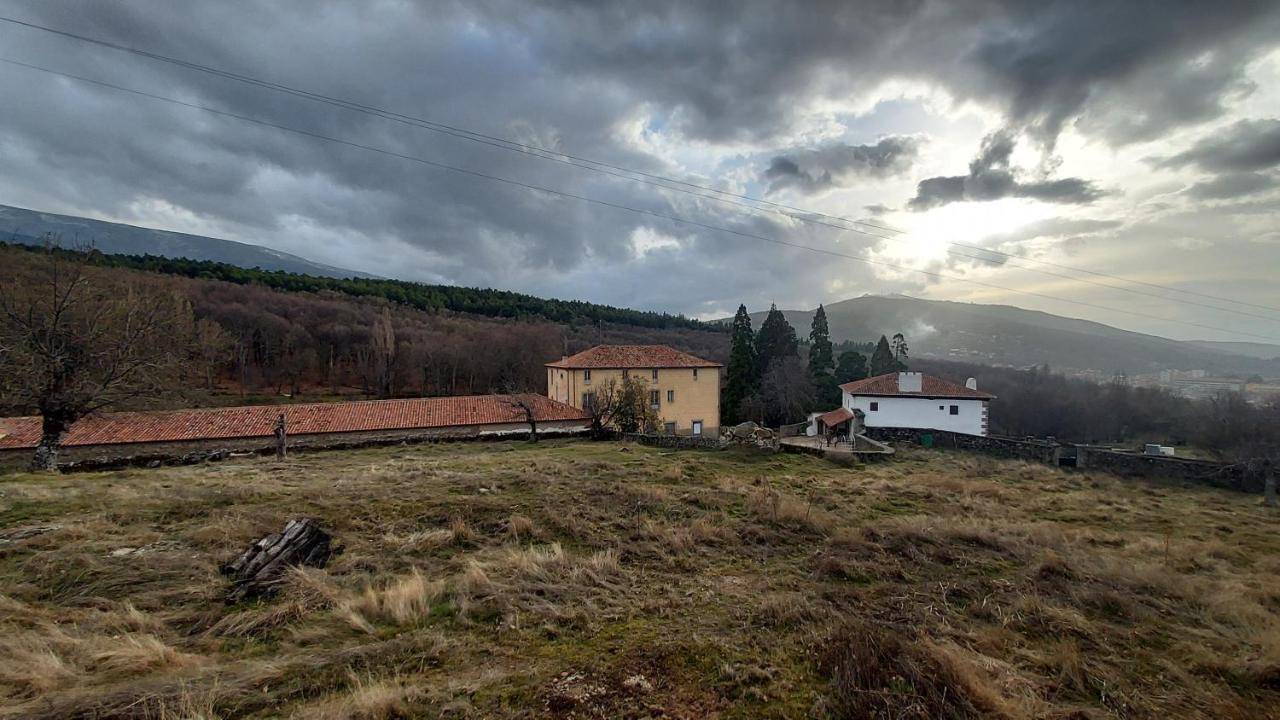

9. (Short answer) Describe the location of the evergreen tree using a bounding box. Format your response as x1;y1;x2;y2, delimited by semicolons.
807;305;834;377
722;304;757;424
868;335;898;376
807;305;839;408
834;350;868;384
755;304;799;377
891;332;909;367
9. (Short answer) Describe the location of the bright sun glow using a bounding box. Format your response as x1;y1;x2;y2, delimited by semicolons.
874;199;1059;269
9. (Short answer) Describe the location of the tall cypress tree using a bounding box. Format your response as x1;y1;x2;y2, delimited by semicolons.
722;304;757;424
807;305;833;377
755;304;799;377
807;305;838;407
868;334;898;376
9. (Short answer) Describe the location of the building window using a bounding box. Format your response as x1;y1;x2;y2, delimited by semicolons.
692;420;703;436
650;390;660;408
652;368;659;382
584;369;591;383
667;389;675;403
664;421;676;434
939;405;945;410
949;405;959;415
869;401;879;411
693;368;698;380
622;369;629;379
581;392;596;410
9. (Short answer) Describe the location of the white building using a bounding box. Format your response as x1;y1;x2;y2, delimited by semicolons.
839;371;995;436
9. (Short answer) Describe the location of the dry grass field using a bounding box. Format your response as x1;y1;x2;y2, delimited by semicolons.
1;440;1277;719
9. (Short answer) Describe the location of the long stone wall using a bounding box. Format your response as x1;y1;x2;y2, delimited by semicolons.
622;433;723;450
0;421;590;473
864;427;1061;465
865;426;1258;495
1075;446;1254;493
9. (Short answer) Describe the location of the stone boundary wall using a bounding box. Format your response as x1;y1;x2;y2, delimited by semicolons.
778;421;809;438
622;433;723;451
779;434;895;465
865;427;1061;465
1075;446;1254;493
0;421;590;473
866;426;1257;495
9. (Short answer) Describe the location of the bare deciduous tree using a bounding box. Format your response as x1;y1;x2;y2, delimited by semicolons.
371;306;397;398
194;318;232;391
583;376;659;437
1204;394;1279;507
506;395;539;442
757;356;816;427
0;241;196;470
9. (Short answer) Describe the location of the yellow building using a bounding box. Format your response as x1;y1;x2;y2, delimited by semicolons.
546;345;722;437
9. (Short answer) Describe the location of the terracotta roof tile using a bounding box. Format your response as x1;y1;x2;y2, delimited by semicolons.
0;394;588;450
816;407;856;426
546;345;721;369
838;373;995;400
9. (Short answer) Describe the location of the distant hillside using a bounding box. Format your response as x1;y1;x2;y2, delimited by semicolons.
0;203;371;279
733;295;1280;376
1187;341;1280;361
2;240;719;333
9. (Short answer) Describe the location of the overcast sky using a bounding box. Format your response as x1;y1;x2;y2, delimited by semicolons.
1;1;1278;342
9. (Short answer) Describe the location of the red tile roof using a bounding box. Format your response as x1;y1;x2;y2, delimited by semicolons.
816;407;856;426
838;373;995;400
0;394;589;450
546;345;721;369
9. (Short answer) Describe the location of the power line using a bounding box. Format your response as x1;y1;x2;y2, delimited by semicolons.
2;14;1274;323
0;14;902;239
948;240;1280;314
944;248;1280;323
2;56;1276;345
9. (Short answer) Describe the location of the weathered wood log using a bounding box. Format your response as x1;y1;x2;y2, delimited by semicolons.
222;518;334;602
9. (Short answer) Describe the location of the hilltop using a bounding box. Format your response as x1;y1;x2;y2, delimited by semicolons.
735;295;1280;376
0;203;372;280
1;440;1276;718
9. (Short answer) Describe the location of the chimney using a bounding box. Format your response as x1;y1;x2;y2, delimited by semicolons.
965;377;978;391
897;372;922;393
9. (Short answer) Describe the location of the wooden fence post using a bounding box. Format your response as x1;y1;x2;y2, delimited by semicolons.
274;413;288;460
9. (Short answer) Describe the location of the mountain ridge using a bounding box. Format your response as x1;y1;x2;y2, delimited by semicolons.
728;295;1279;376
0;203;372;279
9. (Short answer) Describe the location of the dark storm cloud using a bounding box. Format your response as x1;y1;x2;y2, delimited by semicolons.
487;1;1280;146
1157;119;1280;173
763;136;921;195
0;1;1276;316
962;3;1276;145
1185;172;1278;200
908;131;1103;210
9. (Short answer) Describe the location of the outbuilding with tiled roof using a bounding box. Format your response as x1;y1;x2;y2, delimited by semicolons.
0;394;590;466
839;372;994;436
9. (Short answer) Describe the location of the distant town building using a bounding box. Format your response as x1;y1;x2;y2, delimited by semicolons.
839;371;995;436
1170;377;1244;399
546;345;722;437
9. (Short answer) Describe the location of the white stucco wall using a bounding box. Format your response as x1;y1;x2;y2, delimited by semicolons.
845;393;988;436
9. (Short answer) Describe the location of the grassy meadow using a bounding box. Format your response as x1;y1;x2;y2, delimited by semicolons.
0;440;1277;718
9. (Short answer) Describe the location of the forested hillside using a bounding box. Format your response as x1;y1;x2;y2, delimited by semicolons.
4;241;716;331
0;245;729;411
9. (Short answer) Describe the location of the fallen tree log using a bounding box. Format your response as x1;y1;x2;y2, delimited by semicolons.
222;518;335;602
